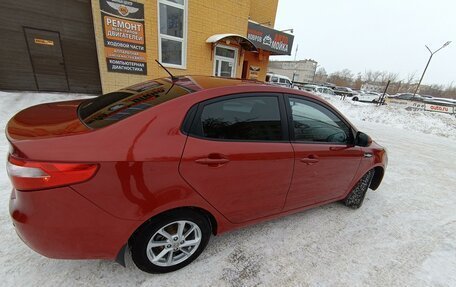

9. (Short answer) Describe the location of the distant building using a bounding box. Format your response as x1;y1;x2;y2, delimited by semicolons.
267;59;317;83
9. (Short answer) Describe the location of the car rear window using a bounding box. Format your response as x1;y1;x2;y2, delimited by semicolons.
78;78;195;129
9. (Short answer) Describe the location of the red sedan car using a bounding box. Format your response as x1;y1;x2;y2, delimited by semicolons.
7;76;387;273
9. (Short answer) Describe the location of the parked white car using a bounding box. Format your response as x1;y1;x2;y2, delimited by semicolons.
352;91;381;102
265;73;292;88
301;84;337;99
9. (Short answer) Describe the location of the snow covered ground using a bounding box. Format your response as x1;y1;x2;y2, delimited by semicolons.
0;91;455;286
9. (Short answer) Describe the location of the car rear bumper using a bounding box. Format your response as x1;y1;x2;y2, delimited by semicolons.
9;187;140;260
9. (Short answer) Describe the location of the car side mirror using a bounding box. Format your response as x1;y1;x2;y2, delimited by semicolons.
355;131;372;147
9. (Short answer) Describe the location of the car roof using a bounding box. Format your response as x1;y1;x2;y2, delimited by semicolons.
125;75;267;93
118;75;313;101
123;75;330;102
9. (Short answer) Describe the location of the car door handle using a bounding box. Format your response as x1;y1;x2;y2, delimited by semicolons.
195;158;230;166
300;155;319;165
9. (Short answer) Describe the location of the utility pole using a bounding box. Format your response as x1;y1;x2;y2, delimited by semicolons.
413;41;451;98
291;44;298;83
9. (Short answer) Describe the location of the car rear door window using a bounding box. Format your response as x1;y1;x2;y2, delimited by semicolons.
288;97;351;144
191;95;284;141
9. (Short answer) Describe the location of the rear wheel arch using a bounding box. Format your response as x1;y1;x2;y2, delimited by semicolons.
370;166;384;190
128;207;214;273
129;207;218;243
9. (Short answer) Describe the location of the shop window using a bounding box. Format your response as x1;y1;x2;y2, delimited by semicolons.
158;0;187;68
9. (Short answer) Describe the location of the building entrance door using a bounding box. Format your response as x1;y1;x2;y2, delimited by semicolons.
24;28;69;91
213;45;237;78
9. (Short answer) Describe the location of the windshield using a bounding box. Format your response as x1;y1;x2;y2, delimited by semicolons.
78;78;196;129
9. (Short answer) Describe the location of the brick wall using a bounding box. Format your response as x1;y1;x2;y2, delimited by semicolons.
91;0;278;93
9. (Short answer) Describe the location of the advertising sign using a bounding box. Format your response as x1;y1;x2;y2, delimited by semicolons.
385;98;425;111
247;21;294;55
424;103;454;114
100;0;147;74
249;65;260;80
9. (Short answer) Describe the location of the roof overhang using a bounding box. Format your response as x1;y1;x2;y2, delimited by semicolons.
206;34;258;52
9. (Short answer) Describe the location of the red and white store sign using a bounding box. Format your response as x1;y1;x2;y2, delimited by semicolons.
424;104;454;114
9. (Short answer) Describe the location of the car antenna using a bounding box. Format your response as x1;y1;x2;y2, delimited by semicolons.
155;59;178;82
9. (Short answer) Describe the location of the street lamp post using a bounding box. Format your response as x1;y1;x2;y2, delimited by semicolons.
413;41;451;98
291;44;298;83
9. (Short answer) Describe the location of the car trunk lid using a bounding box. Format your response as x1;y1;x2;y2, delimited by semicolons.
6;100;90;142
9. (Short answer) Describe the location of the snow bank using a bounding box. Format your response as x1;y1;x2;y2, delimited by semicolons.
325;97;456;140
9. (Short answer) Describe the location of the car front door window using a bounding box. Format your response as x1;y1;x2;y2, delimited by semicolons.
288;97;351;144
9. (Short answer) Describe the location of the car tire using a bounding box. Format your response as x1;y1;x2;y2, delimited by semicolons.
342;169;375;209
352;97;358;101
129;209;211;273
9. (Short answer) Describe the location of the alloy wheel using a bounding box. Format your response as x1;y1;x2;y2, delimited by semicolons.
146;220;202;267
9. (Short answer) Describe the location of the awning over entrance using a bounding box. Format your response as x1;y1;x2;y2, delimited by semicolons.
247;21;294;55
206;34;258;52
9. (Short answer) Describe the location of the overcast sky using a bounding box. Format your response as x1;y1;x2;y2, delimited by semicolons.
274;0;455;86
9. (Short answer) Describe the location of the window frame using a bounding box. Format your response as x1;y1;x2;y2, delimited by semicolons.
157;0;188;69
185;93;290;143
284;94;355;145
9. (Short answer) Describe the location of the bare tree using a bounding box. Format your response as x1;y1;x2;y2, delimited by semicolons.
363;70;382;83
379;71;399;84
442;82;456;98
402;72;417;92
314;67;327;83
328;69;354;87
442;85;456;98
323;67;455;98
353;73;362;90
419;84;444;97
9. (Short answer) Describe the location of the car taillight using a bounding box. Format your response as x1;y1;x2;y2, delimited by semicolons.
6;156;98;191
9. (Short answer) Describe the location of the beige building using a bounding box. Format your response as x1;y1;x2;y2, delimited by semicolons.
0;0;293;94
91;0;294;93
268;59;318;83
